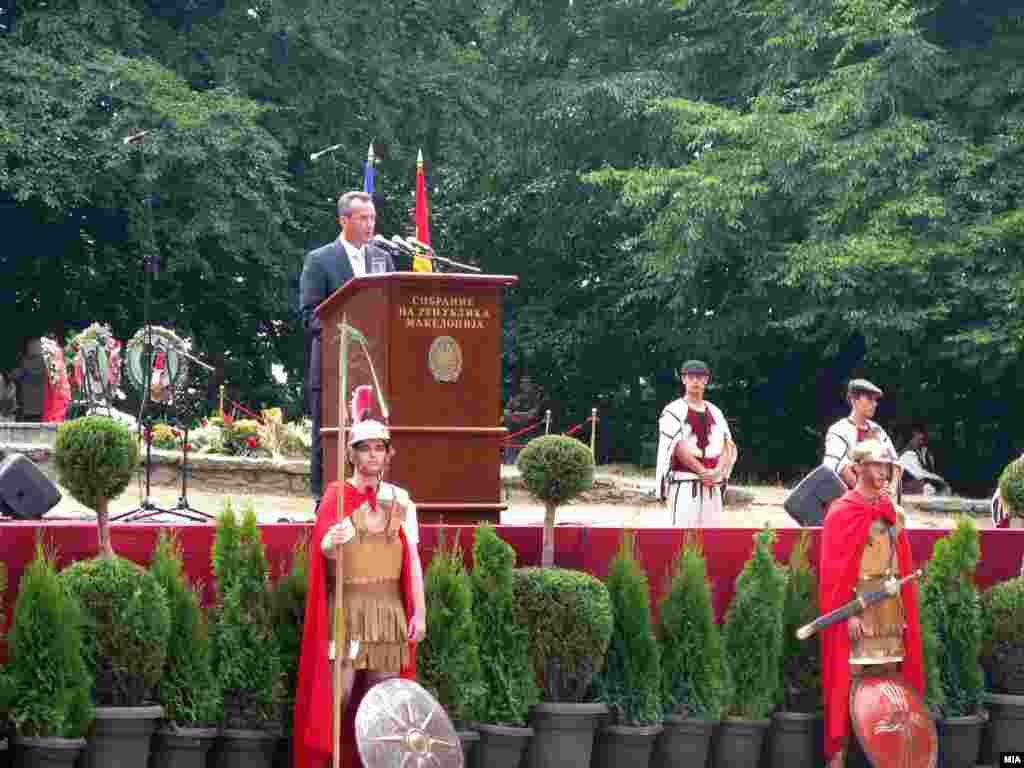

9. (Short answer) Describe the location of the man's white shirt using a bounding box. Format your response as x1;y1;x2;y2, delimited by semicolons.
822;418;896;475
341;236;366;277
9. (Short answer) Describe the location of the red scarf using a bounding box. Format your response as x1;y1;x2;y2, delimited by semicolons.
293;481;417;768
674;404;718;469
819;490;924;758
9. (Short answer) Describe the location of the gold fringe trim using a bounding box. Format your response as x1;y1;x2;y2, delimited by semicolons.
351;641;410;673
344;594;407;644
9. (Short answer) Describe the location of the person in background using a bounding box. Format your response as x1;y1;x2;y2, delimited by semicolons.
655;359;738;526
822;378;900;494
898;425;950;495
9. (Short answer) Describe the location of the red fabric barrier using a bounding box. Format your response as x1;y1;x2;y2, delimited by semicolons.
2;521;1023;662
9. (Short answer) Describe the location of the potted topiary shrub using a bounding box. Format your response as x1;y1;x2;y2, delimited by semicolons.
919;516;986;768
516;434;595;567
270;538;308;768
768;530;823;768
716;526;786;768
418;532;485;765
592;532;663;768
997;455;1024;525
653;535;725;768
980;572;1024;761
53;415;140;557
512;566;612;768
60;552;170;768
149;531;222;768
4;540;93;768
470;524;540;768
210;501;283;768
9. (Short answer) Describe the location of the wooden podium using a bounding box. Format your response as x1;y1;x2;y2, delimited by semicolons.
318;272;518;523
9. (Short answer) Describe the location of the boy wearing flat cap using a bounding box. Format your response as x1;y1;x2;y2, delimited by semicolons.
823;378;901;493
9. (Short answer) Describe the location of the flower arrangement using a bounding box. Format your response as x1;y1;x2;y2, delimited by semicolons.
66;322;122;398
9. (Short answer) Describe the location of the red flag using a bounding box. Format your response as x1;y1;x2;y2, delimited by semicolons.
415;149;430;246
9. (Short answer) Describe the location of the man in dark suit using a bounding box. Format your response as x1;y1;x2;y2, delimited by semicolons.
300;190;395;506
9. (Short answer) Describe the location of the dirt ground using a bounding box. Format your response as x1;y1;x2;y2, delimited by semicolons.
40;464;994;529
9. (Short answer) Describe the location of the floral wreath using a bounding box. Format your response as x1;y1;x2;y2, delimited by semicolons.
125;325;190;400
68;322;122;394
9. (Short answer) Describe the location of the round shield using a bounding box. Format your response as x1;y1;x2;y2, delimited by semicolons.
355;678;463;768
850;674;937;768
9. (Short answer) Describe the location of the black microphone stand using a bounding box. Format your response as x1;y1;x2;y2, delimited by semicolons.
113;133;176;522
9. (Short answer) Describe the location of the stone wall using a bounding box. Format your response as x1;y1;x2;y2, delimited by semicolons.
0;441;311;497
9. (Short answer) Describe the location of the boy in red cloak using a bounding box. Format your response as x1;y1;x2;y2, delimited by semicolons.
819;439;925;768
293;420;426;768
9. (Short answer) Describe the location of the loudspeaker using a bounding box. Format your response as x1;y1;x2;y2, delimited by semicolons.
783;465;846;527
0;452;62;520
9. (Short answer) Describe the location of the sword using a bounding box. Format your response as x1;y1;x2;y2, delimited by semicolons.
796;570;922;641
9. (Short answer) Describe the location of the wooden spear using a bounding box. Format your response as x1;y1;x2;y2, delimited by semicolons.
333;316;350;768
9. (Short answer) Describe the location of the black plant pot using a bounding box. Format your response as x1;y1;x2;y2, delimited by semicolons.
651;715;717;768
982;692;1024;764
210;729;278;768
272;734;292;768
1;736;7;768
472;723;532;768
591;723;663;768
149;727;216;768
457;729;478;767
766;711;821;768
937;712;985;768
12;737;85;768
712;716;770;768
528;702;607;768
80;704;162;768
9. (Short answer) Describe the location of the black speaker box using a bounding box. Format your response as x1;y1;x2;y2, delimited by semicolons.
0;452;62;520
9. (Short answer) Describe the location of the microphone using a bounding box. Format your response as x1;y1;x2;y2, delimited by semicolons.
370;235;404;255
309;143;343;162
122;130;151;145
389;236;417;254
406;237;434;254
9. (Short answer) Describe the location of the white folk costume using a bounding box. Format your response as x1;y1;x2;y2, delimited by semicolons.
822;418;896;477
655;398;732;527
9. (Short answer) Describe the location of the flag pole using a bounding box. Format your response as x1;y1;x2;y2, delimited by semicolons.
332;316;350;768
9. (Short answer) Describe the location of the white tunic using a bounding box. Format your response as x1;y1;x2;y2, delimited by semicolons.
655;398;732;527
822;418;896;476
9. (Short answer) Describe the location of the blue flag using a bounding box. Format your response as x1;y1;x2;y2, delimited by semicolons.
363;143;375;194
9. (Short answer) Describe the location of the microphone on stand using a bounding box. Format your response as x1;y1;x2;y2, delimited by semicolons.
370;235;405;256
122;130;151;145
309;143;343;162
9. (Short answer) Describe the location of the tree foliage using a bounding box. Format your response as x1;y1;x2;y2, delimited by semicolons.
2;0;1023;488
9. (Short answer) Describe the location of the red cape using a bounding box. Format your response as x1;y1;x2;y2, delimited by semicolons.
819;489;925;758
293;481;417;768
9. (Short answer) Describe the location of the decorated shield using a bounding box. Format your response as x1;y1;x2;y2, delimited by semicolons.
355;678;462;768
850;675;937;768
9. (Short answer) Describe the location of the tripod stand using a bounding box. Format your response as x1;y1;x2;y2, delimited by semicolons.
112;130;209;523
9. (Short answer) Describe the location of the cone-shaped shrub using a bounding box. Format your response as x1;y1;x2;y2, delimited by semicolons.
150;531;221;726
5;540;93;737
212;501;283;730
272;537;308;737
778;531;821;712
658;534;725;718
471;524;539;725
721;527;786;719
419;531;486;720
61;554;171;706
513;566;613;702
597;532;662;725
920;517;984;716
517;434;595;567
